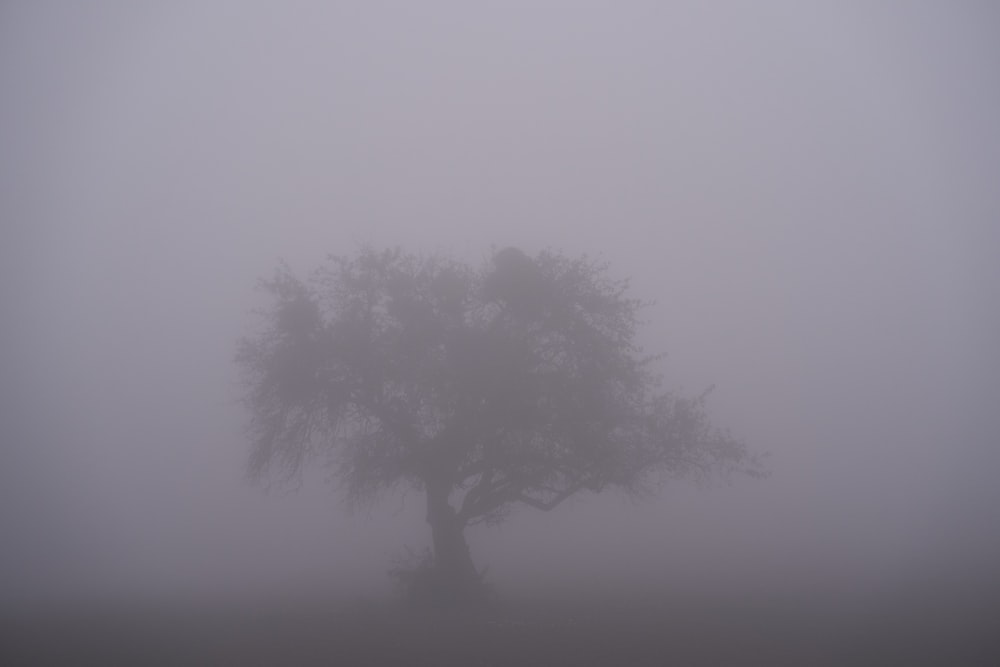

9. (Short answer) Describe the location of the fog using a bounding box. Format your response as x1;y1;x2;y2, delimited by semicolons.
2;0;998;656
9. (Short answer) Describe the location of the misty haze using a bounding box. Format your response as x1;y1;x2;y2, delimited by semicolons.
2;2;998;665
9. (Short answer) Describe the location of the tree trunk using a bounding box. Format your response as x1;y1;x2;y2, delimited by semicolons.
423;478;483;606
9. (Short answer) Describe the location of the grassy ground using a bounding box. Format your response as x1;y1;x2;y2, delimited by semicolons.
3;591;997;665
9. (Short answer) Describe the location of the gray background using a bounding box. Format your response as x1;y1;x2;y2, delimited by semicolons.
2;1;997;611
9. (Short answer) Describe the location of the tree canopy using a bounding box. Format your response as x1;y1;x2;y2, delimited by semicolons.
236;246;762;603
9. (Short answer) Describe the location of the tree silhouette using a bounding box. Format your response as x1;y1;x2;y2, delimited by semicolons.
236;247;762;605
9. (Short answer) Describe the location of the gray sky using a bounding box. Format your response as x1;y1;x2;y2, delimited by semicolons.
2;1;998;609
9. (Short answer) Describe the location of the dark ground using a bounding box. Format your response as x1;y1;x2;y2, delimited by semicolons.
2;590;997;666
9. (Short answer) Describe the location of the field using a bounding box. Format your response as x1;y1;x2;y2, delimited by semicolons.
3;589;996;666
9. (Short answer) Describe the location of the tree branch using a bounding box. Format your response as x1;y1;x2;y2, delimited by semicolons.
458;469;506;522
514;479;589;512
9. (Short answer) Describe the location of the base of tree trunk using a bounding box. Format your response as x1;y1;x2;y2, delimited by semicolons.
388;548;493;610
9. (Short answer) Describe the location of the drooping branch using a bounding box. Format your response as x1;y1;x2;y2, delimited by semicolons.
457;461;606;523
513;483;588;512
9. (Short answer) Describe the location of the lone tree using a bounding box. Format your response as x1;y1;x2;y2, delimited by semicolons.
236;247;762;605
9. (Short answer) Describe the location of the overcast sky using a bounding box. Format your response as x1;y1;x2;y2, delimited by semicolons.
2;1;998;610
